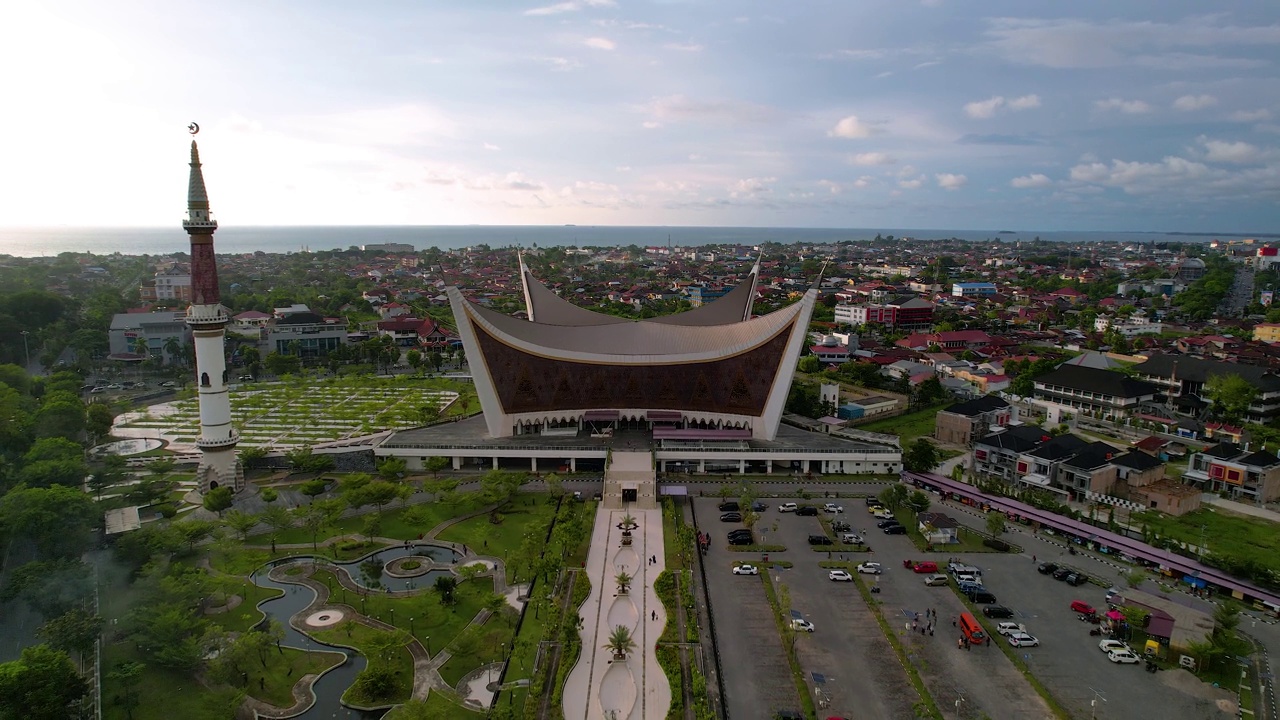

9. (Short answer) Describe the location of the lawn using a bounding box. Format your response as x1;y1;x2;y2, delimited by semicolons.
499;600;547;710
252;500;479;546
856;405;944;446
312;620;415;705
207;540;396;576
436;495;558;582
1133;506;1280;576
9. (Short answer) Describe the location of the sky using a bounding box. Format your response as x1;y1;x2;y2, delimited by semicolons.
0;1;1278;232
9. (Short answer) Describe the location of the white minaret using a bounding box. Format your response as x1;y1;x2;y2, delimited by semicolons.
183;129;244;494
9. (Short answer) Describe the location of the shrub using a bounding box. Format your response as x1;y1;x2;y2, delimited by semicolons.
983;538;1010;552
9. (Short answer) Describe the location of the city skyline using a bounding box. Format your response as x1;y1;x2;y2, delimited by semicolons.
1;1;1277;231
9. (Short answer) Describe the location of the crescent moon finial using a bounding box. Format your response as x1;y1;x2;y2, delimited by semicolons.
188;122;200;135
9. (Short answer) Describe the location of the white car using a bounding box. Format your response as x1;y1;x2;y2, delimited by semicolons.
856;562;883;575
923;574;949;586
778;502;798;513
1107;649;1141;664
823;503;844;514
791;618;815;633
995;622;1023;636
828;570;854;582
840;533;864;545
873;508;894;519
1007;632;1039;648
1098;639;1131;654
732;564;759;576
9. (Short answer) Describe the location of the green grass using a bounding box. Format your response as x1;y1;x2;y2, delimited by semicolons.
437;618;518;687
895;507;1009;553
312;621;414;705
252;501;476;546
499;600;547;710
856;405;944;445
1133;506;1280;576
207;541;397;576
436;495;558;582
385;693;483;718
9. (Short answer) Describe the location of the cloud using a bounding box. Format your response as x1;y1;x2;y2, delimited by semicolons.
584;37;617;51
853;176;875;189
898;177;924;190
1173;94;1218;111
964;96;1005;119
664;42;704;52
524;0;615;16
1069;156;1212;194
729;177;776;196
980;16;1280;70
828;115;877;138
1199;137;1265;164
1232;109;1273;122
850;152;895;166
483;143;500;151
537;56;582;71
818;180;842;194
646;94;777;124
964;94;1039;118
1094;97;1152;114
935;173;968;190
958;133;1045;146
1011;173;1053;188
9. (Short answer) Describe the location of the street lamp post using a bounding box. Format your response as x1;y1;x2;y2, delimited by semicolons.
19;331;30;370
409;617;414;636
425;636;431;656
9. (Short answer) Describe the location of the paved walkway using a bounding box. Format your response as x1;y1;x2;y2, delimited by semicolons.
564;503;672;719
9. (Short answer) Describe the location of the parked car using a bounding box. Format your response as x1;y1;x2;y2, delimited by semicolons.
718;501;739;512
968;590;997;604
808;534;833;546
732;564;759;576
832;520;852;533
823;503;844;514
982;605;1015;619
913;561;939;574
1007;632;1039;648
864;496;881;505
876;519;900;529
856;562;883;575
728;534;754;546
1099;639;1131;654
750;502;767;512
238;374;253;381
90;387;106;394
791;618;815;633
840;533;864;545
828;570;854;582
1066;573;1088;586
1107;648;1141;664
923;574;949;586
995;622;1023;636
796;506;819;516
873;508;894;519
884;525;907;535
778;502;798;513
1106;588;1124;605
1053;567;1073;581
719;512;742;522
1070;600;1096;615
727;529;753;539
160;381;177;388
1037;562;1058;575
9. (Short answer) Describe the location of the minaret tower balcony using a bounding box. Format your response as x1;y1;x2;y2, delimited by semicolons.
196;434;240;450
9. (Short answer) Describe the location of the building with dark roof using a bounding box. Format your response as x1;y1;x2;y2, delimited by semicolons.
934;395;1012;446
973;425;1050;481
1184;441;1280;502
1033;365;1158;417
266;310;347;357
1134;354;1280;423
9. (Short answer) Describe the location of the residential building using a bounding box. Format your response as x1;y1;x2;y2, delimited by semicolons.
952;282;997;298
934;395;1013;446
896;330;993;352
686;285;729;307
1015;434;1094;499
833;295;934;331
1183;442;1280;503
917;512;959;545
1133;354;1280;423
108;311;189;363
1032;365;1158;418
1255;324;1280;344
1116;278;1186;297
973;426;1052;482
1094;313;1163;338
266;311;347;358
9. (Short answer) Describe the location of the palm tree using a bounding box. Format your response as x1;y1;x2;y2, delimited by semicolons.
604;625;636;660
133;337;150;359
163;337;182;366
614;571;632;595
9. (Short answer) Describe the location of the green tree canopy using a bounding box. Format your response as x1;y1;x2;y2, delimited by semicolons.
0;644;89;720
1205;373;1258;425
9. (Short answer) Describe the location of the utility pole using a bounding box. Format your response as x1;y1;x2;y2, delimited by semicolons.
19;330;30;370
1088;687;1106;719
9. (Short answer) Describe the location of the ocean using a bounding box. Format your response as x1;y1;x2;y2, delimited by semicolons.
0;225;1230;259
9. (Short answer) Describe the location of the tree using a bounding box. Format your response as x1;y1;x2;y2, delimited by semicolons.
915;376;946;406
906;489;931;514
424;456;450;477
173;518;218;553
985;511;1007;539
877;484;908;510
147;457;177;475
263;351;301;376
902;438;941;473
85;402;115;439
294;498;346;551
614;571;633;595
604;625;636;659
222;509;259;541
36;608;104;663
797;355;821;374
0;486;97;558
376;456;407;481
203;486;235;517
260;505;294;553
106;661;144;720
0;645;90;720
239;446;268;470
1205;373;1258;425
434;575;458;605
300;477;329;502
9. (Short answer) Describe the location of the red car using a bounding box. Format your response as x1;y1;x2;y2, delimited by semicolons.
1070;600;1095;615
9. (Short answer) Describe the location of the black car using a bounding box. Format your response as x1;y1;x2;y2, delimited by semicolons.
1037;562;1058;575
719;512;742;523
982;605;1014;618
1066;573;1088;586
751;502;768;512
727;528;752;538
876;519;901;529
968;590;998;604
728;533;754;546
864;496;880;505
1052;567;1073;581
808;534;833;546
718;501;739;512
883;525;907;535
796;506;819;516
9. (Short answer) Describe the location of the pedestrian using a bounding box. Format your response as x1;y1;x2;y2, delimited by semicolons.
1033;554;1036;563
929;625;934;637
952;616;957;627
652;610;656;621
958;637;964;650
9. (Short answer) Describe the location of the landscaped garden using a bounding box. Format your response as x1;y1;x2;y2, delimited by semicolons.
114;375;470;447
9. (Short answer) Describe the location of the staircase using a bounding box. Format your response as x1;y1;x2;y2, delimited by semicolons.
603;451;658;510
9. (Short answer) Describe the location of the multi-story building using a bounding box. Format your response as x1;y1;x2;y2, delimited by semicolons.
686;285;729;307
139;270;192;303
1094;313;1162;337
1032;365;1158;418
973;426;1050;482
1254;323;1280;344
952;282;997;298
109;311;190;363
833;295;934;331
1133;354;1280;424
1183;442;1280;503
265;311;347;358
934;395;1012;446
